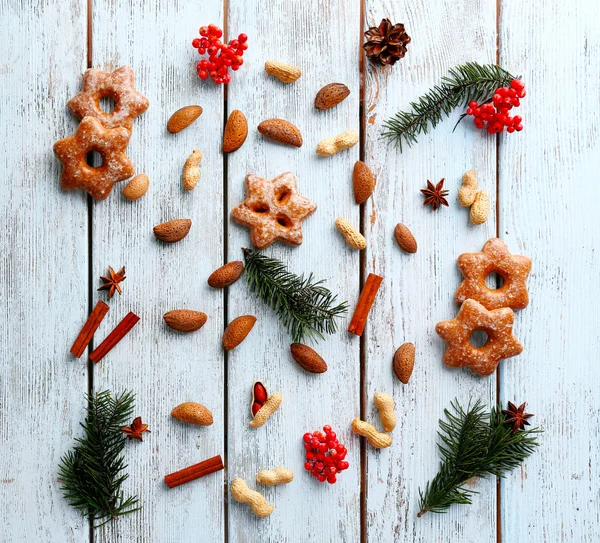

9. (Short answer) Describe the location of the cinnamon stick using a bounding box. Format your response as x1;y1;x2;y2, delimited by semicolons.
89;311;140;363
70;301;110;358
348;273;383;336
164;455;224;488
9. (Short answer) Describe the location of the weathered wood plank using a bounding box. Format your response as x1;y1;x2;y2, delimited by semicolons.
225;0;361;540
363;1;498;540
499;1;600;541
91;2;225;541
0;0;89;541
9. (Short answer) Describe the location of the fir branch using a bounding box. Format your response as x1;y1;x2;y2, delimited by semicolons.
58;390;140;526
382;62;516;150
242;248;348;343
417;399;541;517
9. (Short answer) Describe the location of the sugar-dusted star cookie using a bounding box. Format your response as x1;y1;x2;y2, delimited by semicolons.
231;172;317;249
67;66;149;131
53;116;134;200
435;298;523;376
455;238;532;310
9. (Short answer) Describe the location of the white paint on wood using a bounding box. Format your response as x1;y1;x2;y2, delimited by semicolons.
0;0;89;541
225;0;361;540
91;1;225;542
363;0;499;540
499;1;600;541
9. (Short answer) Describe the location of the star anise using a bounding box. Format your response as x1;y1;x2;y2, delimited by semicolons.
98;265;126;300
421;179;449;210
122;416;151;441
502;401;533;433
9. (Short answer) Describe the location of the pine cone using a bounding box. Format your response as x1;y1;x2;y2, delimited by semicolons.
363;19;411;66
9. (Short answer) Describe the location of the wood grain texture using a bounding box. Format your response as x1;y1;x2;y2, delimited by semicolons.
362;0;498;540
0;0;89;541
499;1;600;541
91;1;225;541
225;0;361;540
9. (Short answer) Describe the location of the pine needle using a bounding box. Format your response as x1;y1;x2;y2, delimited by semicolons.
382;62;516;151
242;248;348;343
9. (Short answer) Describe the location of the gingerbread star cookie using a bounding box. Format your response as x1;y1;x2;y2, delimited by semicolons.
436;298;523;376
231;172;317;249
67;66;149;131
53;116;134;200
455;238;532;310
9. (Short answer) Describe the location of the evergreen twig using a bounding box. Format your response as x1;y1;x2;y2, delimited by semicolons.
382;62;516;150
242;248;348;343
417;399;541;517
58;390;140;527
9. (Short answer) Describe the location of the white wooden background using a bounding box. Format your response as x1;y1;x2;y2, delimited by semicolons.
1;0;598;541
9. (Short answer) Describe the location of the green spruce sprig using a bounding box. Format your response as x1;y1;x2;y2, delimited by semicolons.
58;390;140;527
382;62;516;150
417;399;541;517
243;248;348;343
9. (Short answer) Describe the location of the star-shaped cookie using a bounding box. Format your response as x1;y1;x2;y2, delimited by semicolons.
455;238;532;310
67;66;149;131
53;116;134;200
231;172;317;249
436;298;523;376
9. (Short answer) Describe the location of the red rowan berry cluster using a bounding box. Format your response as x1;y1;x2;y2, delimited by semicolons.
466;79;526;134
303;426;349;484
192;24;248;85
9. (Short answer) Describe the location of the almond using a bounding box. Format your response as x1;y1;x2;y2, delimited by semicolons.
223;109;248;153
393;342;415;384
257;118;302;147
207;261;244;288
394;223;417;253
153;219;192;243
163;309;207;332
223;315;256;350
167;105;203;133
290;343;327;373
265;61;302;83
314;83;350;110
122;173;149;200
171;402;213;426
353;161;376;204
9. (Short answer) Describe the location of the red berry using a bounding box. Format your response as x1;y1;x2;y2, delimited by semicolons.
327;475;337;484
515;124;523;131
303;433;313;442
315;452;325;461
323;455;334;466
492;93;502;104
304;462;314;470
198;48;206;55
507;126;515;133
510;79;524;90
474;118;484;129
518;89;526;98
513;115;522;124
469;101;478;108
317;474;326;482
199;26;209;36
338;461;350;470
318;444;328;453
240;42;248;50
231;64;240;71
323;425;332;433
198;70;208;80
315;462;324;471
192;38;201;48
214;27;223;38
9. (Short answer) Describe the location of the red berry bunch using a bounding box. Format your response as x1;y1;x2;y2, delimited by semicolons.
192;24;248;85
466;79;526;134
303;426;349;484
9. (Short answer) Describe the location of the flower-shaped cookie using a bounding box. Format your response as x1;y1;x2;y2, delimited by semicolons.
436;298;523;376
455;238;532;310
231;172;317;249
53;116;134;200
67;66;149;131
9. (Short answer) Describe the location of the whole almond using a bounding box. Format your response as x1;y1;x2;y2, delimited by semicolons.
469;190;490;225
394;223;417;253
258;119;302;147
290;343;327;373
171;402;213;426
122;173;149;200
265;61;301;83
223;110;248;153
223;315;257;350
163;309;207;332
208;261;244;288
167;105;203;133
353;161;376;204
153;219;192;243
335;217;366;250
314;83;350;110
393;342;415;384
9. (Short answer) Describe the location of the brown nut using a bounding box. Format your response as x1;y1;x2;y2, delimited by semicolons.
153;219;192;243
163;310;207;333
353;161;376;204
257;118;302;147
265;61;301;83
171;402;213;425
223;315;256;350
167;105;203;133
290;343;327;373
122;173;149;200
394;223;417;253
393;342;415;384
314;83;350;110
223;109;248;153
207;261;244;288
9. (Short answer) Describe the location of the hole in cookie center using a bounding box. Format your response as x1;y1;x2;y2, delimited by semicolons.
99;96;117;113
86;151;104;168
485;272;505;290
276;215;293;228
469;330;489;348
249;203;269;214
275;186;292;205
